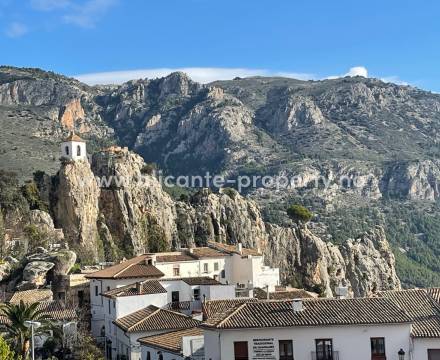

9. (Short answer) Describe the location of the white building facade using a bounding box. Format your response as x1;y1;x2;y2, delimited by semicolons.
202;297;414;360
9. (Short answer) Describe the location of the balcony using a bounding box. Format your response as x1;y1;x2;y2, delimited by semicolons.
163;300;202;313
311;351;340;360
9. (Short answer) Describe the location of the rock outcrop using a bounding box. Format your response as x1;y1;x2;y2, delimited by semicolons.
53;159;100;260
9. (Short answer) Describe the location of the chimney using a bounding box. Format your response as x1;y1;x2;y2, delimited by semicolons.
335;284;349;299
292;299;303;313
136;282;143;295
236;242;243;253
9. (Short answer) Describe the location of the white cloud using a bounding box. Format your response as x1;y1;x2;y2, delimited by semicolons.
345;66;368;77
380;76;408;86
74;67;316;85
5;22;28;38
30;0;70;11
74;66;410;88
63;0;117;28
327;66;369;80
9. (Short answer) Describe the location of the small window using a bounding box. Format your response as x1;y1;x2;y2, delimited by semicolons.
193;288;200;301
107;286;110;291
234;341;249;360
158;353;163;360
173;265;180;276
221;269;226;278
214;262;219;271
65;146;69;155
108;299;111;314
77;145;81;156
203;263;209;273
279;340;294;360
95;286;99;296
146;352;151;360
315;339;333;360
371;337;386;359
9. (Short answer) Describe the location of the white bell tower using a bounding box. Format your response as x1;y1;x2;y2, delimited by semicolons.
61;133;87;161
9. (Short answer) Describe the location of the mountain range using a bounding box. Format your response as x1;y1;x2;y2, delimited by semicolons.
1;65;440;289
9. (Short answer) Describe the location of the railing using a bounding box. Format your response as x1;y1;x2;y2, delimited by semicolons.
311;351;340;360
163;300;202;312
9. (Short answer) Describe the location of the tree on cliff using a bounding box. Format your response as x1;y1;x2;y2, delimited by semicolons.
287;204;313;226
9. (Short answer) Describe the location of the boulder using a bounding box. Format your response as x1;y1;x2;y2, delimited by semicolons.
23;261;55;286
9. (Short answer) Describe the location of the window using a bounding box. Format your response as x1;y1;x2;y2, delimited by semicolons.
234;341;249;360
107;286;110;291
172;291;180;303
371;338;386;359
173;265;180;276
203;263;209;273
146;351;151;360
108;299;111;314
279;340;294;360
193;288;200;301
95;286;98;296
65;146;69;155
158;353;163;360
214;262;219;271
315;339;333;360
77;145;81;156
221;269;226;278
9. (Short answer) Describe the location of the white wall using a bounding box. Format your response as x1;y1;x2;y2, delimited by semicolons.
61;140;87;161
141;345;184;360
413;338;440;360
139;335;204;360
200;284;236;300
155;257;226;279
204;324;412;360
90;277;151;336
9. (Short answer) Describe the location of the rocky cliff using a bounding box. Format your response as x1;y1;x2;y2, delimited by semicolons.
44;148;400;296
1;66;440;288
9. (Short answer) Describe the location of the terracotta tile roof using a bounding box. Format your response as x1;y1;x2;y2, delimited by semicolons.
428;288;440;304
138;327;203;355
0;301;77;325
202;297;412;329
379;289;440;338
202;298;258;320
102;280;167;298
253;287;315;300
156;253;196;263
181;277;221;286
190;247;227;259
64;133;84;142
208;241;261;256
85;255;164;279
9;289;53;304
113;305;200;333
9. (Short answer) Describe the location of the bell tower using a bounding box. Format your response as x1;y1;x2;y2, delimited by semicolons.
61;133;87;161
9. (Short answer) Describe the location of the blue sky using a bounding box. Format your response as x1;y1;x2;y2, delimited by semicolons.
0;0;439;91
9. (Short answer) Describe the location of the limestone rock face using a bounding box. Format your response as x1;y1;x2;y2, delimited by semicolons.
54;159;100;260
92;148;178;255
340;226;400;297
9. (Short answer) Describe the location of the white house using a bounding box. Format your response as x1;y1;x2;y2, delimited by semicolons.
202;297;413;360
60;133;87;161
139;327;204;360
86;255;165;338
87;242;280;339
112;305;200;360
379;289;440;360
100;277;235;360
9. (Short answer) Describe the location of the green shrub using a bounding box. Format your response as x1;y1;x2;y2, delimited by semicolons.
286;204;313;224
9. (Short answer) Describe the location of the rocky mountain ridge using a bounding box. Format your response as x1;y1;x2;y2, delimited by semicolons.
33;147;399;297
1;66;440;288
